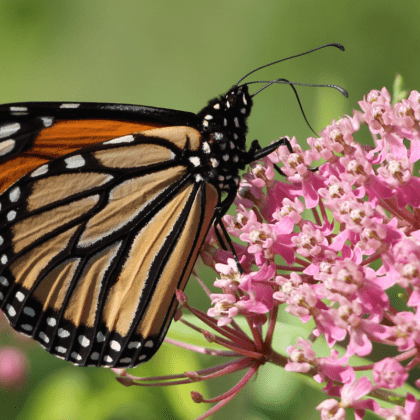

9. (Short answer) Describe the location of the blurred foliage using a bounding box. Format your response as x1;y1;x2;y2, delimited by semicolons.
1;1;420;419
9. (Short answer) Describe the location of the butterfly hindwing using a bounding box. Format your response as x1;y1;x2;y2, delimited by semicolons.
0;125;219;367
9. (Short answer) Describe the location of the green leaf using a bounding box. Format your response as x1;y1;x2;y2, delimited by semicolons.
392;74;409;104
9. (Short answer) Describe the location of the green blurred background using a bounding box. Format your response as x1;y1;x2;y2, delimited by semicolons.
1;1;419;419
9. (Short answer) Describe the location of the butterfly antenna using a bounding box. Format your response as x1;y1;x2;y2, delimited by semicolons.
245;78;348;136
250;79;348;99
235;43;345;86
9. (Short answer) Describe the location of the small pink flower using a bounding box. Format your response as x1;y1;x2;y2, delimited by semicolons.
388;311;420;351
338;377;380;420
239;263;276;313
315;350;353;385
207;293;238;326
291;222;327;258
285;337;316;373
372;358;408;389
316;399;346;420
214;258;242;292
249;160;275;188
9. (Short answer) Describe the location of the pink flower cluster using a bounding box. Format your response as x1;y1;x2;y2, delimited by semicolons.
201;87;420;419
118;87;420;420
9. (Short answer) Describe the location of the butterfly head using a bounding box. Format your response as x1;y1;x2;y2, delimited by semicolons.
198;84;252;142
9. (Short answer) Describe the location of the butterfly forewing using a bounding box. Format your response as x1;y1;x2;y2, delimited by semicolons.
0;102;197;195
0;124;218;367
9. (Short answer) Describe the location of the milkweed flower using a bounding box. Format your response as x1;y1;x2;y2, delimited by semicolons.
115;85;420;420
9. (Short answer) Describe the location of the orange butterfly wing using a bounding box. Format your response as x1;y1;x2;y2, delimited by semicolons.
0;103;219;367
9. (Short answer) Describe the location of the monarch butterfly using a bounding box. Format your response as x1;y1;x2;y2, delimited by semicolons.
0;44;345;368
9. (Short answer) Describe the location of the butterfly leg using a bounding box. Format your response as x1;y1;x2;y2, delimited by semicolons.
248;138;318;175
214;216;245;275
213;187;245;274
248;137;292;176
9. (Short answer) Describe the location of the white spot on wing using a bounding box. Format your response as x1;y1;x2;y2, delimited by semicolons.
21;324;33;331
103;355;113;363
7;210;16;221
15;291;25;302
1;255;8;265
56;346;67;353
195;174;204;183
213;103;220;109
23;307;35;317
9;187;20;203
0;139;15;156
104;134;135;145
31;164;49;177
10;106;27;112
90;352;99;360
0;292;3;300
47;317;56;327
79;335;90;347
7;304;16;317
0;123;20;139
0;276;9;286
60;103;80;109
71;352;82;360
127;341;140;349
189;156;201;167
110;340;121;351
144;340;154;348
138;355;147;361
120;357;132;364
210;158;219;168
39;332;49;343
58;328;70;338
97;332;105;342
65;155;85;169
41;117;54;127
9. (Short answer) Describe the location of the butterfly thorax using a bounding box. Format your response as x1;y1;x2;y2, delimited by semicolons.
194;85;253;194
